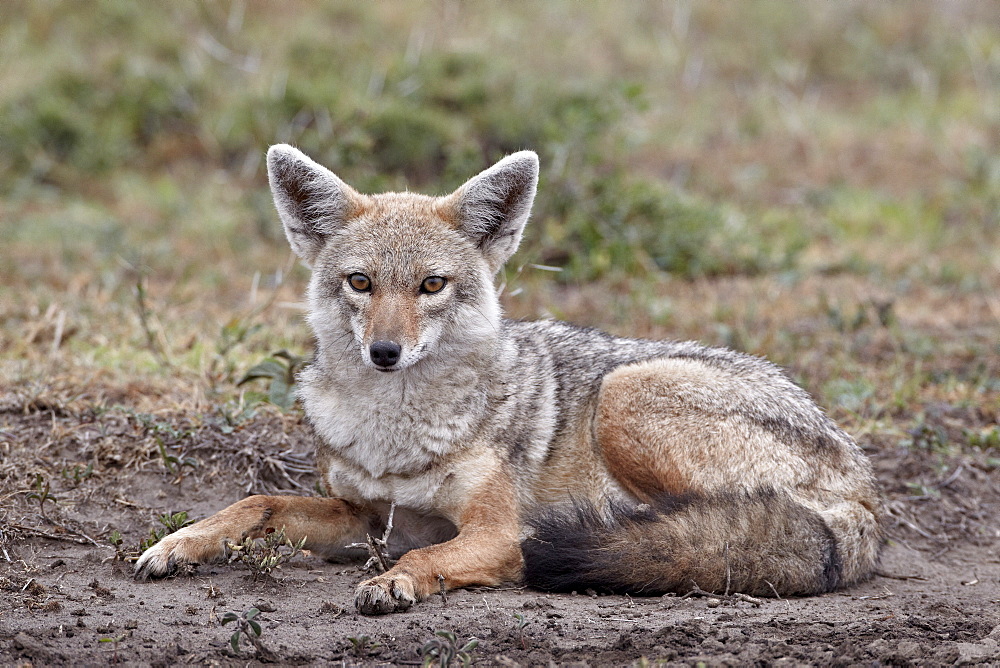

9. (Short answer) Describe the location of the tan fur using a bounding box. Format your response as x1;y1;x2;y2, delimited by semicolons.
343;190;371;220
598;358;806;497
432;195;462;228
365;291;420;346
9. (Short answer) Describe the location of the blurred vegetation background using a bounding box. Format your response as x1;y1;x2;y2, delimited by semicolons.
1;1;998;420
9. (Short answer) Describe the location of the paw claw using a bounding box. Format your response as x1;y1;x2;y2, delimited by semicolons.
133;544;179;581
355;574;417;615
391;584;414;611
132;528;218;581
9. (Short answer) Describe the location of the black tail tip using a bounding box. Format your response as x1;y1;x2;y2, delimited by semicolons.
521;499;661;594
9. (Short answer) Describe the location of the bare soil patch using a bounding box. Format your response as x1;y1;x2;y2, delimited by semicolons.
1;388;998;667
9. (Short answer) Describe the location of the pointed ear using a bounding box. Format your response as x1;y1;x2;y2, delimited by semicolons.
450;151;539;273
266;144;365;266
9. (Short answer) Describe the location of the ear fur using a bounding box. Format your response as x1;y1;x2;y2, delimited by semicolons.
266;144;363;266
451;151;539;273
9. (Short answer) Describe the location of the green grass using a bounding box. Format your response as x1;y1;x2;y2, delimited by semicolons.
1;0;998;427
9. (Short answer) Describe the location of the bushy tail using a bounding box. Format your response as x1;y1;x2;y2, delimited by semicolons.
522;490;878;597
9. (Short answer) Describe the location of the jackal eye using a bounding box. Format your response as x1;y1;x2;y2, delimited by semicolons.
420;276;447;294
347;273;371;292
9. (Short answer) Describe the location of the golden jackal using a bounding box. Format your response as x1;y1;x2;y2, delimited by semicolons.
136;146;884;615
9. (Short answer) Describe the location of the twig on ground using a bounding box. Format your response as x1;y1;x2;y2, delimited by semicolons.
0;523;17;562
679;584;765;608
934;465;964;490
764;580;791;608
857;586;894;601
733;592;764;607
8;522;100;546
723;541;731;597
438;574;448;605
874;570;929;581
345;502;396;572
885;502;936;539
679;583;716;600
59;524;101;547
931;545;951;560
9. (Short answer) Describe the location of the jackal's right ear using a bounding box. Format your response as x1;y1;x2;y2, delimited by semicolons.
266;144;365;266
450;151;539;274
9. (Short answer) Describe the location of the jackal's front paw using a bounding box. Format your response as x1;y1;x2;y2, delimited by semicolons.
133;527;225;580
354;572;418;615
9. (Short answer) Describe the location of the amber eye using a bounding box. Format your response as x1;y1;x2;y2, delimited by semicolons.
348;273;371;292
420;276;447;294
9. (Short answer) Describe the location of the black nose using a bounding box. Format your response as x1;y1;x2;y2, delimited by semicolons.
370;340;401;368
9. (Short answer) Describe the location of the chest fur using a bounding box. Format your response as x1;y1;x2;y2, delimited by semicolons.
300;363;488;482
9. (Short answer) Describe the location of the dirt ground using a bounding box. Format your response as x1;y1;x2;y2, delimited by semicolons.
1;388;999;667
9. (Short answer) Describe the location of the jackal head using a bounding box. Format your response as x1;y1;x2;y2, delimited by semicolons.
267;145;538;373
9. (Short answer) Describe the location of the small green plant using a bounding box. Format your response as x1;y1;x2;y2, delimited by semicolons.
227;526;306;580
347;634;382;658
137;532;163;555
133;275;171;367
61;463;94;484
634;659;670;668
221;607;276;660
238;349;309;410
129;411;192;441
208;317;263;387
820;296;869;333
904;481;939;498
127;511;195;560
902;422;951;455
98;632;127;663
108;530;127;562
126;411;199;478
965;426;1000;450
513;612;531;650
26;473;58;519
155;438;198;477
217;392;266;432
158;511;193;534
420;630;479;668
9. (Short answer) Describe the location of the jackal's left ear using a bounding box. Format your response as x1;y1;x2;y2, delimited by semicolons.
267;144;365;266
450;151;539;273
